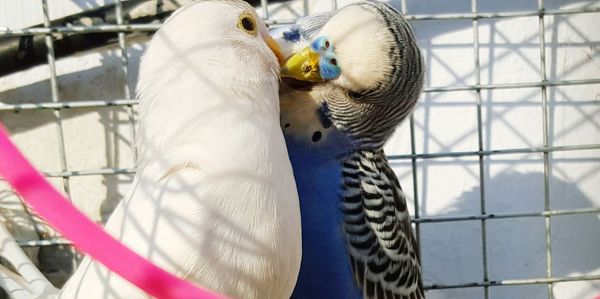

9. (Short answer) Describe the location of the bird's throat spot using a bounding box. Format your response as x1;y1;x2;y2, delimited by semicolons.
312;131;322;142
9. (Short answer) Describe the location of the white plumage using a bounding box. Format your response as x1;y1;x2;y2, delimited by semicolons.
53;1;301;298
0;1;299;298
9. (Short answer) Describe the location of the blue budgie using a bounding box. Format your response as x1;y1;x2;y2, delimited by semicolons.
274;1;425;298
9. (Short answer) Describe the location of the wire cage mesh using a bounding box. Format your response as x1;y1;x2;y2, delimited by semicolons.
0;0;599;298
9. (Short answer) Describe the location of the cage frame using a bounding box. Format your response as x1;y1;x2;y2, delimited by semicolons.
1;0;599;297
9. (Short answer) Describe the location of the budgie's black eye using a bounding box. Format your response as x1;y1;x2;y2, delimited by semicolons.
348;90;364;101
330;58;337;66
238;13;257;36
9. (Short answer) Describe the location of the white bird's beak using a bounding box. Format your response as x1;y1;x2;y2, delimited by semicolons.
262;31;285;66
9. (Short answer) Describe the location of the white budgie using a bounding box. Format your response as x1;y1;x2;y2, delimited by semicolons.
59;1;301;298
0;0;301;298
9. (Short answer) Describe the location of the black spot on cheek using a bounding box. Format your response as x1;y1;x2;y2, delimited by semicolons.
319;115;332;129
317;103;333;129
312;131;322;142
284;123;291;128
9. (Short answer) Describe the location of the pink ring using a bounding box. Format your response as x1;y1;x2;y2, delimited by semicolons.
0;124;226;299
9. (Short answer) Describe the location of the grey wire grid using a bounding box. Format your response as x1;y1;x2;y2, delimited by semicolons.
1;0;599;298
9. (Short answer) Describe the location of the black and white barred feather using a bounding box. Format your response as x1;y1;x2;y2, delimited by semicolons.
331;3;424;298
341;150;424;299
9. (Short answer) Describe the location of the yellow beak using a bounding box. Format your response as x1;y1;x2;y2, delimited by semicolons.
264;34;286;66
281;47;324;83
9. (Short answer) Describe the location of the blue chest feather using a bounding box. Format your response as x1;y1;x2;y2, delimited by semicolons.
285;135;362;299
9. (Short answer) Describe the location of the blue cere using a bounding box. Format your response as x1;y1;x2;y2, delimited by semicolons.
310;36;341;80
319;51;341;80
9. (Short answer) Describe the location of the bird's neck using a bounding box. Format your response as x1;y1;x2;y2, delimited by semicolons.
280;87;356;159
136;61;281;175
286;141;362;298
284;115;382;298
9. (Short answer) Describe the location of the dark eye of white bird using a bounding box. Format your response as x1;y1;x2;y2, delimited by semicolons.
325;40;330;48
238;14;257;35
242;17;254;31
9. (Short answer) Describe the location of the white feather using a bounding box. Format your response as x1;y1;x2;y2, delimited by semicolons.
59;1;301;298
317;5;395;92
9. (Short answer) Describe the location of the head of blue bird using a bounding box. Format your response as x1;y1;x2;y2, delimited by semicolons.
275;1;425;149
281;36;341;82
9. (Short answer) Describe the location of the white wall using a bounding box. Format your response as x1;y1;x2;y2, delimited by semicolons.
0;0;599;297
0;0;115;29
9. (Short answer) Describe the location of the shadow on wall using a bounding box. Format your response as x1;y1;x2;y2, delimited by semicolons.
385;0;600;159
421;170;600;299
0;44;146;134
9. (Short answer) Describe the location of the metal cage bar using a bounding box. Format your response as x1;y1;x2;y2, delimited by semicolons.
114;0;138;163
41;0;72;199
409;116;421;261
2;6;600;37
261;0;270;19
40;0;80;273
1;0;599;296
537;0;554;297
425;273;600;290
3;78;599;112
0;143;591;179
470;0;490;297
398;1;423;267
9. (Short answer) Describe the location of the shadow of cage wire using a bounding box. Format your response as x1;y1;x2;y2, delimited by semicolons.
0;0;599;298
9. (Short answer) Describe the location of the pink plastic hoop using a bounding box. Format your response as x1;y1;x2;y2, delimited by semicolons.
0;124;226;299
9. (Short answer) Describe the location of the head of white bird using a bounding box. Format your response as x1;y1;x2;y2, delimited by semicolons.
135;0;289;160
138;0;285;89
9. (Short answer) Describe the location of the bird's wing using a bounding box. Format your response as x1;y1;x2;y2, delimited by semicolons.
61;159;299;299
59;164;210;299
342;150;424;299
292;11;335;41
